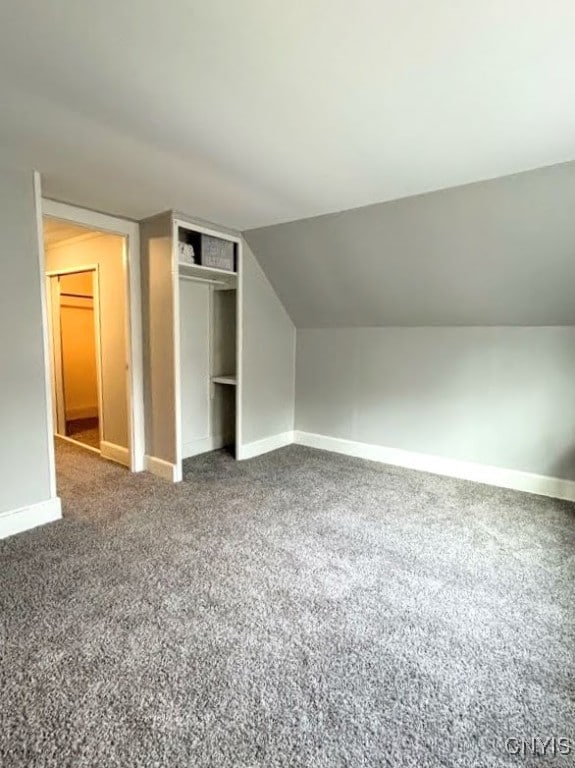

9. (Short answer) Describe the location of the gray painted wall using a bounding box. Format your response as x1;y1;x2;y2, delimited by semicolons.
296;327;575;480
246;160;575;327
140;216;177;464
0;167;53;512
241;243;295;444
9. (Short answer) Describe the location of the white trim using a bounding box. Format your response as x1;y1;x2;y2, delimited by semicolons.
46;276;60;434
65;406;99;420
294;431;575;502
34;174;57;499
92;266;105;448
100;441;130;467
56;434;100;455
236;240;243;455
236;431;295;460
172;219;183;478
182;435;226;459
42;199;144;473
0;497;62;540
144;455;182;482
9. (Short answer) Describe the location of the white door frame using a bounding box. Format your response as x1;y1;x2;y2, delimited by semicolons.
46;266;103;454
41;199;145;472
46;274;65;434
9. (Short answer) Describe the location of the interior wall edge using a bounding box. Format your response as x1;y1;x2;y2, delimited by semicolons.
241;236;296;328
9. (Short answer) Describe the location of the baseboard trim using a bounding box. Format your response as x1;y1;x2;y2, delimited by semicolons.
294;431;575;503
100;441;130;468
237;431;295;460
182;435;226;459
144;455;181;482
56;434;100;455
66;406;98;420
0;497;62;540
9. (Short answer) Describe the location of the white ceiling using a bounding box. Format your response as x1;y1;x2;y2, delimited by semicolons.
1;1;574;230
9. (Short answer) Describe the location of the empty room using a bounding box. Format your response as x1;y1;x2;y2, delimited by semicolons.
0;2;574;767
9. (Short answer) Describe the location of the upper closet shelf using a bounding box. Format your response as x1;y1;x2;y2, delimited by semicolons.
178;261;237;289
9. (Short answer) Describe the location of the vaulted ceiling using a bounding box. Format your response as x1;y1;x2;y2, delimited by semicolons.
0;1;574;230
245;161;575;327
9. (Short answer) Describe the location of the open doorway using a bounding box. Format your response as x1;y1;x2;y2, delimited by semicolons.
47;268;102;452
43;217;131;465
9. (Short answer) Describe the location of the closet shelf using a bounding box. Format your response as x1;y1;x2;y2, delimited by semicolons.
211;375;237;386
178;261;237;288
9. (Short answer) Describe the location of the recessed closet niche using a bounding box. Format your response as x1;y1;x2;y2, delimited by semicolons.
140;211;241;482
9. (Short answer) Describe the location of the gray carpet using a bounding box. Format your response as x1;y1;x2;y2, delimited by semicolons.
1;442;574;767
65;418;100;450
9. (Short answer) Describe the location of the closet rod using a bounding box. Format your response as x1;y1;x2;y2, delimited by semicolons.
178;274;228;287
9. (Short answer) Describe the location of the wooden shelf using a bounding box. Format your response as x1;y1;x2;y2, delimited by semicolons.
211;375;237;386
178;262;237;289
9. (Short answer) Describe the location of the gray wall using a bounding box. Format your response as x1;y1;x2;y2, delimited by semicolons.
241;242;295;444
0;167;53;512
140;214;177;464
296;327;575;480
246;160;575;327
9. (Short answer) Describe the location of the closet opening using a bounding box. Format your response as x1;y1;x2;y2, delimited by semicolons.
179;274;238;461
48;268;101;452
43;216;132;468
140;211;241;481
177;222;240;471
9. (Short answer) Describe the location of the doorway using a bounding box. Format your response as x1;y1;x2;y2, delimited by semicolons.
43;216;132;466
47;268;102;453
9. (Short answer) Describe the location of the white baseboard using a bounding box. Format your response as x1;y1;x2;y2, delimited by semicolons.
100;441;130;467
0;497;62;540
56;433;100;454
66;406;98;420
144;455;181;482
294;431;575;503
237;431;295;460
182;434;226;459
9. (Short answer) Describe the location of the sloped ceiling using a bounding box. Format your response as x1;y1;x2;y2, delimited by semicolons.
244;161;575;327
0;1;574;229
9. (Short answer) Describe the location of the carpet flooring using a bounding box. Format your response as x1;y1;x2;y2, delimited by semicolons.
65;418;100;450
1;442;574;767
